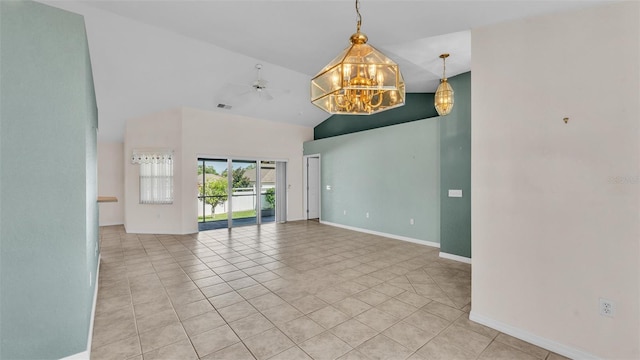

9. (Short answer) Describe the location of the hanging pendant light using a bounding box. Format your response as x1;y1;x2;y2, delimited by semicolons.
434;53;454;116
310;0;405;115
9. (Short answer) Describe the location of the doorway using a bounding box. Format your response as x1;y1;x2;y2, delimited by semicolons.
198;158;285;230
197;159;229;228
304;155;320;220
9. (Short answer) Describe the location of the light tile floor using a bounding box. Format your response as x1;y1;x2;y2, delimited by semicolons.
92;221;568;360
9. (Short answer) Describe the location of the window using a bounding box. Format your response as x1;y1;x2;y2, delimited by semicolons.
131;150;174;204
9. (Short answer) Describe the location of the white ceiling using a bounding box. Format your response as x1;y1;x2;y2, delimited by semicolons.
44;0;612;141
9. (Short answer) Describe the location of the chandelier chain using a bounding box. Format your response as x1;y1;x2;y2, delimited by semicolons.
442;56;447;79
355;0;362;32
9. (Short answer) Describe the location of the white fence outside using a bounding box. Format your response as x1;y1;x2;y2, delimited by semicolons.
198;187;274;217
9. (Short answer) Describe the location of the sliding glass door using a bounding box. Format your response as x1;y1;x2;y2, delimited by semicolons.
260;161;276;224
231;160;257;227
198;159;230;226
198;158;285;230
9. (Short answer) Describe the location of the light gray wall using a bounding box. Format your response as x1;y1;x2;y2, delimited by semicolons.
470;2;639;358
0;1;99;358
304;118;440;244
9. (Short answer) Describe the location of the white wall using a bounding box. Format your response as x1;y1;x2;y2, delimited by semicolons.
124;108;183;234
124;107;313;234
470;2;639;359
97;142;124;225
39;0;326;143
180;107;312;233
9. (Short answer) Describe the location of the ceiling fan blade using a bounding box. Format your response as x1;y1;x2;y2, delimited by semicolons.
259;89;274;101
226;82;253;94
215;82;253;103
215;65;281;105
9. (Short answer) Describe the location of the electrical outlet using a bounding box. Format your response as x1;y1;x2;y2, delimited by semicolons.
366;212;369;218
410;218;414;225
599;298;615;317
343;210;347;215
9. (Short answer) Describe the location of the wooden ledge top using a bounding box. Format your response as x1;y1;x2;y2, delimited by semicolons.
98;196;118;203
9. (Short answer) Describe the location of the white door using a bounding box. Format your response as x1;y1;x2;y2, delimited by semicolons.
307;157;320;219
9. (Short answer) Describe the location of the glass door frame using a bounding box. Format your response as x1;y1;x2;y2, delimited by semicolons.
229;159;259;228
198;156;284;229
198;158;230;226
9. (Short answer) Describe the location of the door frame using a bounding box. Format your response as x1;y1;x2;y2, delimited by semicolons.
303;154;321;221
197;155;287;229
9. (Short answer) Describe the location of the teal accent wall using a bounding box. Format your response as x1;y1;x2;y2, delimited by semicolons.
1;1;99;358
439;72;471;258
304;118;440;243
305;72;471;259
314;93;439;140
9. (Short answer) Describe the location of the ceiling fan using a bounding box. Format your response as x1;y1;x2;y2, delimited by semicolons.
248;64;274;101
218;64;285;107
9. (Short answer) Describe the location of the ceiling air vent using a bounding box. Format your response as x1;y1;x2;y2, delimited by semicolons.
217;103;232;110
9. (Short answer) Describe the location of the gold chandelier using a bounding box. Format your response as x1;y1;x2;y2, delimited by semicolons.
434;53;454;116
310;0;405;115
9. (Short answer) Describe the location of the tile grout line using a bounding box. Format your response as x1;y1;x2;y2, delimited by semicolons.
95;223;521;360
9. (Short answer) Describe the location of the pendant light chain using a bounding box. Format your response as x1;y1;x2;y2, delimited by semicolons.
355;0;362;32
442;55;446;79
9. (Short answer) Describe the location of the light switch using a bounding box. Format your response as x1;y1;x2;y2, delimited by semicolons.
448;189;463;197
326;185;331;190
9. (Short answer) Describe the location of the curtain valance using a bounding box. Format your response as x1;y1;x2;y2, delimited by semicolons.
131;149;174;164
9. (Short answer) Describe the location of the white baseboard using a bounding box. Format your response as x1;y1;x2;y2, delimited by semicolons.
61;349;89;360
439;251;472;264
320;220;440;249
61;253;101;360
87;253;100;356
469;311;600;360
124;226;190;235
98;221;124;227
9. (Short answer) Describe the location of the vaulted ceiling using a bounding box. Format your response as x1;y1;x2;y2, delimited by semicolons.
43;0;611;142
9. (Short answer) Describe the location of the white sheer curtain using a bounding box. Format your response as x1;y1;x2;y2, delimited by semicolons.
131;150;174;204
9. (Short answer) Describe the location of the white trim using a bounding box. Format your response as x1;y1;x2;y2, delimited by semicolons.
320;220;440;248
97;221;124;227
61;350;89;360
196;154;289;163
303;154;321;221
303;156;308;220
256;162;262;223
227;159;233;227
439;251;472;264
61;254;101;360
277;161;288;223
87;254;100;357
123;226;188;235
469;311;600;360
195;157;289;229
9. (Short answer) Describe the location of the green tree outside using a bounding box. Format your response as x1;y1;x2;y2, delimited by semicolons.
221;167;252;188
200;178;228;214
265;188;276;209
232;168;251;188
197;165;218;175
